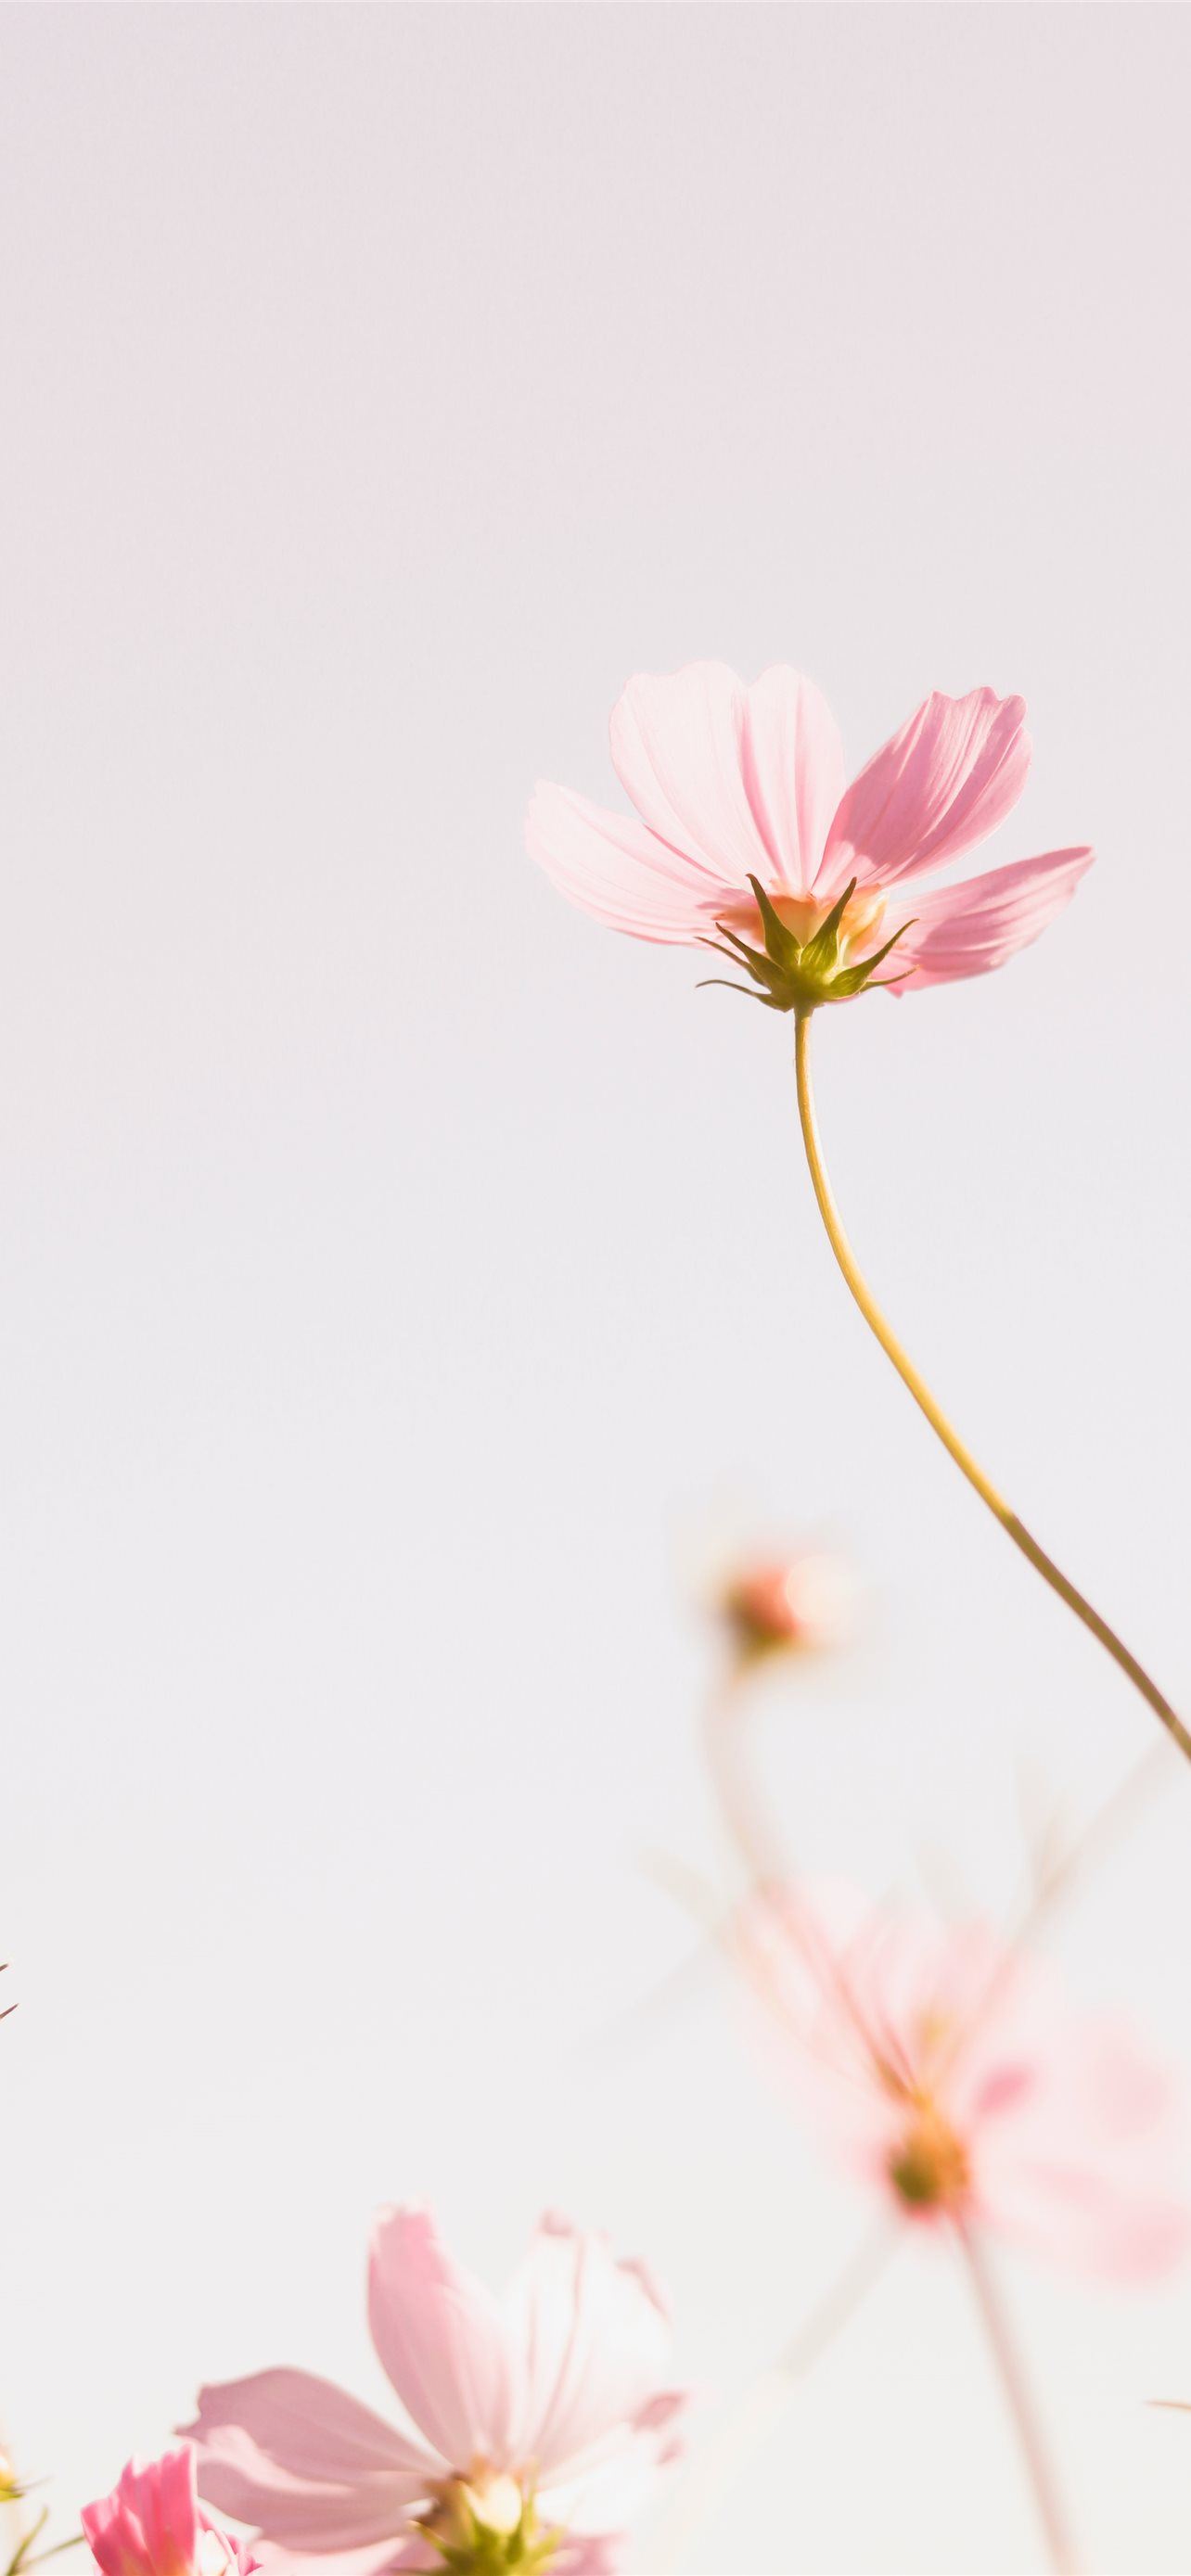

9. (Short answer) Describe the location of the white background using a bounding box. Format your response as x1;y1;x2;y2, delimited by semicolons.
3;8;1190;2571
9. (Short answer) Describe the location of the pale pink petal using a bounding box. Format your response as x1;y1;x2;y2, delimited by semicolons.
608;664;778;886
738;668;848;894
975;2155;1189;2281
183;2372;431;2549
973;2021;1189;2281
820;688;1031;893
883;847;1094;991
254;2544;411;2576
525;784;723;945
549;2538;621;2576
540;2402;685;2538
368;2206;517;2469
505;2214;678;2484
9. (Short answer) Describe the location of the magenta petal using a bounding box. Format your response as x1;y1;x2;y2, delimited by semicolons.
367;2206;517;2469
885;845;1094;991
821;687;1031;892
182;2371;432;2549
83;2451;202;2576
526;784;720;944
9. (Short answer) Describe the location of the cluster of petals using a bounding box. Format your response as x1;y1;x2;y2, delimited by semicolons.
182;2205;686;2574
527;662;1094;992
83;2448;257;2576
736;1882;1188;2279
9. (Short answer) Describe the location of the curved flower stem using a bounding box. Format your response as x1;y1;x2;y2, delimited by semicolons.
957;2222;1078;2574
792;1012;1191;1766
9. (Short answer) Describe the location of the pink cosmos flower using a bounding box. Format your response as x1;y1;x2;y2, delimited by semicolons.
83;2450;257;2576
527;663;1093;996
182;2207;686;2576
736;1883;1188;2279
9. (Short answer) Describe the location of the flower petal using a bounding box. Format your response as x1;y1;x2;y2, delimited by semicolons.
83;2451;201;2576
608;663;778;887
254;2544;414;2576
821;688;1031;893
883;846;1094;991
505;2213;678;2485
973;2021;1190;2281
182;2371;432;2549
367;2206;517;2469
739;668;847;894
526;784;721;944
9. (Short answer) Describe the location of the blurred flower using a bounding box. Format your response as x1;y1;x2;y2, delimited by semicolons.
527;665;1092;1001
718;1549;852;1672
83;2452;255;2576
736;1883;1188;2279
183;2206;687;2575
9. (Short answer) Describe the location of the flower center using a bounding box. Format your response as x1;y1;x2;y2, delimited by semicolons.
888;2101;972;2213
416;2465;557;2573
722;883;888;959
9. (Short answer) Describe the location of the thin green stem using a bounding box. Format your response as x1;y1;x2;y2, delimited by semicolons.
792;1013;1191;1766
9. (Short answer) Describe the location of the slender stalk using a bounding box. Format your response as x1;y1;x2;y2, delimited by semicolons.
957;2222;1078;2575
792;1012;1191;1766
702;1672;788;1889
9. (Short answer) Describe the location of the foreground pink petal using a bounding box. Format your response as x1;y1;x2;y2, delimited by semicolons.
817;687;1031;894
83;2450;255;2576
180;2371;433;2549
736;1882;1188;2280
367;2205;518;2471
884;846;1095;990
504;2213;682;2488
184;2206;686;2574
528;663;1091;997
524;785;712;944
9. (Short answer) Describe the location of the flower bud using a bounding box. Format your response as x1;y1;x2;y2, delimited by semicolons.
720;1548;852;1669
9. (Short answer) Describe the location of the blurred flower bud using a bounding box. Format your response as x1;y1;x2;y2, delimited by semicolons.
719;1548;852;1671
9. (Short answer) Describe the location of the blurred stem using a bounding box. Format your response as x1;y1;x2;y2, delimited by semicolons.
650;2222;895;2573
702;1672;787;1889
792;1012;1191;1766
957;2222;1078;2575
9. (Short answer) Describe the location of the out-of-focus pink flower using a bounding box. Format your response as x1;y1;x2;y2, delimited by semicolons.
527;665;1093;997
737;1884;1188;2280
182;2208;686;2575
719;1549;852;1668
83;2450;257;2576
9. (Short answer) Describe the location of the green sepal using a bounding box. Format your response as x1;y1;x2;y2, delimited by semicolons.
747;874;803;970
826;919;915;999
698;934;796;1010
425;2496;558;2575
797;878;857;983
698;880;907;1017
696;976;788;1010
